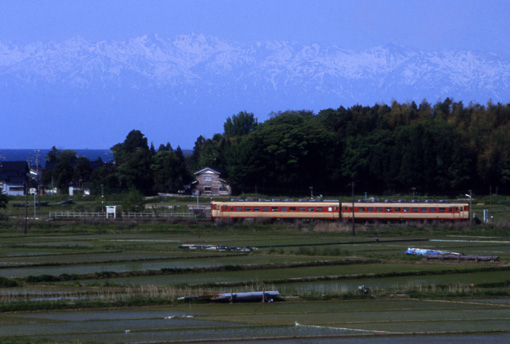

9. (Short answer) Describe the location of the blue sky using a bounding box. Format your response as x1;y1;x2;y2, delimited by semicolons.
2;0;508;54
1;0;510;150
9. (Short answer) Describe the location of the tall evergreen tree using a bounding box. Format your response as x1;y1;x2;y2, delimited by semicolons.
111;130;154;193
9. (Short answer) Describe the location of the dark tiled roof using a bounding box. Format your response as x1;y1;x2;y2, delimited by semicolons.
0;161;28;184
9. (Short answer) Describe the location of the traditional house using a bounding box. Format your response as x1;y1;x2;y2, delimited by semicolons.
0;161;29;196
192;167;231;196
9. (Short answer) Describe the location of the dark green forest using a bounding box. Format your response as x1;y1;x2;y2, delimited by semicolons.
43;99;510;197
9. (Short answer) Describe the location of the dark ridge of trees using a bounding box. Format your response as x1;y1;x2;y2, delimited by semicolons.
42;146;95;191
41;103;510;196
223;111;258;138
191;103;510;196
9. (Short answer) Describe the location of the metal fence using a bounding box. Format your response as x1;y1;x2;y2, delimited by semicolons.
49;211;210;220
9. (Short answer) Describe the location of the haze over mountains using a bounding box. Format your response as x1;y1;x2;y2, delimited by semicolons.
1;34;509;149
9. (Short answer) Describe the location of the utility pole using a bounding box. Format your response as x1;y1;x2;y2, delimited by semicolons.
350;182;355;236
33;187;36;219
490;186;492;222
24;178;28;235
35;150;40;217
101;184;105;215
465;190;472;224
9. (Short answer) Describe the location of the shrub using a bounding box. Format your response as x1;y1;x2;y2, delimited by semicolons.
0;276;20;287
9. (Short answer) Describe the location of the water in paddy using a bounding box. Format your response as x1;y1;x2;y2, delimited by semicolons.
1;309;357;343
227;334;510;344
1;299;508;343
0;256;245;278
278;270;509;295
2;308;508;343
0;254;322;278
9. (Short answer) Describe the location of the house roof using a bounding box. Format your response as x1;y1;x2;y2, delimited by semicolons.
0;161;28;185
194;167;221;176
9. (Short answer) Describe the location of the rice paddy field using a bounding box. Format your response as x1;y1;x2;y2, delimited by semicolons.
0;203;509;343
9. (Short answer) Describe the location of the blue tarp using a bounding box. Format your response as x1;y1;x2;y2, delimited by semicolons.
405;247;460;256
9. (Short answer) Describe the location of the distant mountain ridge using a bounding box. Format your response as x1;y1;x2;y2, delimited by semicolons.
0;149;193;166
1;34;509;103
0;149;113;167
1;34;509;149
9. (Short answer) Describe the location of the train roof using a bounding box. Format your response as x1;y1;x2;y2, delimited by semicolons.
212;199;468;206
350;201;468;206
212;199;339;205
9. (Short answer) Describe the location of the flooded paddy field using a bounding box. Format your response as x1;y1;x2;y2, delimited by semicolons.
64;261;508;288
278;269;510;295
0;223;508;343
1;299;508;343
0;254;346;279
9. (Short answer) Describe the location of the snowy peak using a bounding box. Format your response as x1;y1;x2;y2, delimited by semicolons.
0;34;509;104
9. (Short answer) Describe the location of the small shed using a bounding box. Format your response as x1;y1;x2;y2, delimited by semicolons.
193;167;231;196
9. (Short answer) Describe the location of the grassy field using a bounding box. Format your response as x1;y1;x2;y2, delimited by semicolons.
0;194;509;343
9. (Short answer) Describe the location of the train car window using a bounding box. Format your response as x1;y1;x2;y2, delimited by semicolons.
316;207;323;212
222;206;228;210
403;207;410;212
385;208;392;212
358;207;365;212
271;207;278;212
420;208;427;212
430;208;437;212
289;207;296;212
307;207;314;211
454;207;458;211
281;207;288;211
343;206;348;210
367;207;374;212
229;207;234;211
412;208;419;212
262;207;269;211
254;206;261;211
333;206;338;210
439;208;446;213
394;207;401;212
235;207;243;211
298;207;306;211
376;207;383;212
245;207;252;211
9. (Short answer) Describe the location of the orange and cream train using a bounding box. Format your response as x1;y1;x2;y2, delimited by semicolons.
211;199;470;222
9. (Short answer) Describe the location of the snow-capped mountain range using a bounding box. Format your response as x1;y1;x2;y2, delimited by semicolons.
2;34;509;102
1;34;509;148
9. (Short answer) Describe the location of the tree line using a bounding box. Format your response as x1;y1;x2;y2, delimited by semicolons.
43;99;510;197
42;131;192;196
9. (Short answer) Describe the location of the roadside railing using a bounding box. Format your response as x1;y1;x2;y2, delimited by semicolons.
49;211;210;220
49;211;104;219
122;212;202;219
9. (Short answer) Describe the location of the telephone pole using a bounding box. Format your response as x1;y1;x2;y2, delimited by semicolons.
350;182;355;236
